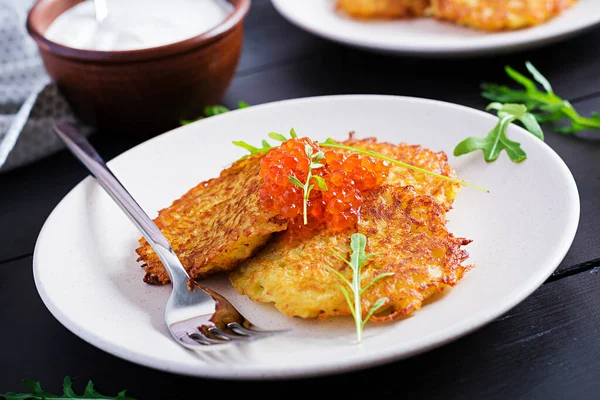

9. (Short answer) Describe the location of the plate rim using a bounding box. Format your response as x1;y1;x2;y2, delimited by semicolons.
270;0;600;56
32;94;581;380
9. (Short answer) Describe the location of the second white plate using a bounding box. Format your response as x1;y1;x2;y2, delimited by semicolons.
271;0;600;56
33;95;579;380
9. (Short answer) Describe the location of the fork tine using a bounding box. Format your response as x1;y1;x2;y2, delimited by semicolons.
188;332;226;345
207;327;255;341
227;322;287;337
188;326;257;346
226;322;254;337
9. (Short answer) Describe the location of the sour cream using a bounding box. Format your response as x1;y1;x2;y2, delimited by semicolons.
44;0;234;51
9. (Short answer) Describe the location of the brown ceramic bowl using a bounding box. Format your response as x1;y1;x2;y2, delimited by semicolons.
27;0;250;135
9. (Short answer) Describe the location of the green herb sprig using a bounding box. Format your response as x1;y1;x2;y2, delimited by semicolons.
482;61;600;134
454;102;543;163
288;144;328;225
180;101;249;125
326;233;394;343
232;128;297;157
1;376;136;400
233;130;489;193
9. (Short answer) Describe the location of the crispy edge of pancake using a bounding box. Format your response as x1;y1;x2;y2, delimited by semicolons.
229;185;472;322
336;0;431;18
357;184;472;322
341;135;461;211
135;154;288;285
429;0;578;31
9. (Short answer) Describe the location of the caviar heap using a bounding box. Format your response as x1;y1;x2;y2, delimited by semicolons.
259;137;390;235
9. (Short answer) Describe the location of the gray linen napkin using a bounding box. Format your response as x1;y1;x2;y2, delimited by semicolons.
0;0;80;173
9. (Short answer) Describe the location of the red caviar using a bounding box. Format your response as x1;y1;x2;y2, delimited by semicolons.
259;138;390;236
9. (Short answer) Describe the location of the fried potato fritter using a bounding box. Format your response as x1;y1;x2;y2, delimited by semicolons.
230;185;472;321
429;0;577;31
336;0;577;30
342;135;461;211
136;136;461;286
135;154;288;285
336;0;430;18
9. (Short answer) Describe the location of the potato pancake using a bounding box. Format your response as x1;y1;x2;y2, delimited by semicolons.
230;185;472;321
136;136;461;285
336;0;430;18
135;153;288;285
429;0;578;31
341;135;461;211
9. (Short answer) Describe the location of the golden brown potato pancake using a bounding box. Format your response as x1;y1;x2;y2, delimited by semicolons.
429;0;578;31
135;154;288;285
230;185;472;322
136;136;461;286
341;135;461;211
336;0;430;18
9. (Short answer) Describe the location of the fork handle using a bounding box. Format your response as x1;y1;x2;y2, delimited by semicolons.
53;122;191;286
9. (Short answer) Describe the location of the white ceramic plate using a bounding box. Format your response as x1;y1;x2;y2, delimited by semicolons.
33;95;579;380
271;0;600;56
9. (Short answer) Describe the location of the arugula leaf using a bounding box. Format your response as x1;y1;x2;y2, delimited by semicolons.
268;132;288;142
203;105;230;117
179;116;203;125
327;233;393;344
482;61;600;134
180;101;250;125
231;140;272;156
232;128;298;158
1;376;136;400
454;103;542;163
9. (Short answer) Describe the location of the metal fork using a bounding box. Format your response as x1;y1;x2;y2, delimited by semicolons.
53;122;288;349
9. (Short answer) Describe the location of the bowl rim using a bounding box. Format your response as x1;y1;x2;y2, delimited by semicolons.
26;0;250;63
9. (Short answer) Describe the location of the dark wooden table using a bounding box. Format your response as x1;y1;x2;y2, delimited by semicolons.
2;1;600;398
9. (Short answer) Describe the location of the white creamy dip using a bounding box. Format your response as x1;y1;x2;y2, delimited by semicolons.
44;0;234;51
